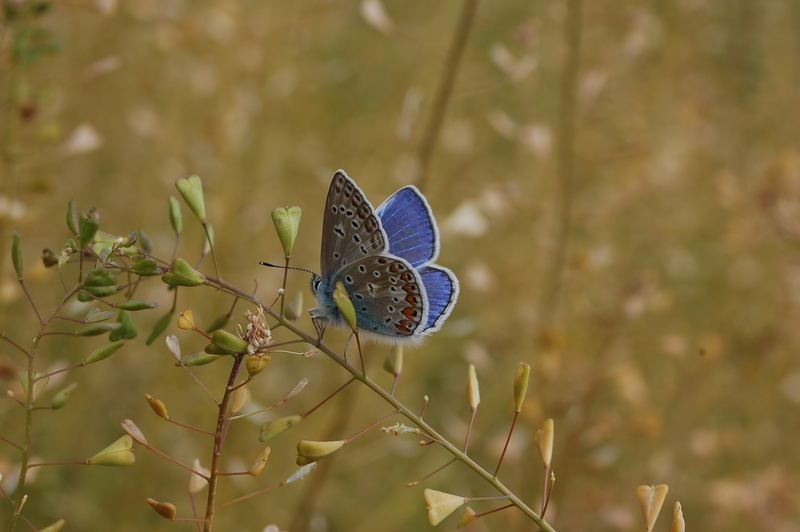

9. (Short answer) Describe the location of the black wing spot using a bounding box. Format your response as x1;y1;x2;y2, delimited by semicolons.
389;276;397;284
367;283;376;295
361;306;368;312
358;265;366;273
346;209;354;217
333;252;340;259
360;246;368;254
345;275;353;284
372;271;380;278
393;297;400;303
354;293;364;300
384;317;392;324
334;226;345;237
331;205;338;213
388;305;395;312
353;234;361;243
377;257;389;264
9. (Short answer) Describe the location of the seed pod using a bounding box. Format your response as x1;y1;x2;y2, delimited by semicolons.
11;232;23;280
116;300;157;311
88;435;135;466
175;175;206;222
181;352;225;366
209;329;247;354
131;258;159;276
75;323;121;337
284;291;304;321
84;340;125;364
246;354;271;377
177;310;196;330
535;418;554;467
295;440;346;464
145;498;176;521
146;312;173;345
383;345;403;376
423;489;466;526
78;214;99;249
260;415;302;442
513;362;531;413
145;394;169;420
467;364;480;410
636;484;670;532
51;382;78;410
162;258;206;287
271;206;302;257
39;519;66;532
120;419;148;445
66;199;78;234
248;447;271;477
168;196;183;234
109;310;138;341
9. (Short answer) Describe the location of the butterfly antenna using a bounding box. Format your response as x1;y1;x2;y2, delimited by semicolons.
259;261;318;277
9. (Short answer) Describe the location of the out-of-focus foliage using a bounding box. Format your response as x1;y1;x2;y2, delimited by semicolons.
2;1;800;531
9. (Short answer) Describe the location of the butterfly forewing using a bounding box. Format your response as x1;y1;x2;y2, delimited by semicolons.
334;255;428;337
321;171;387;277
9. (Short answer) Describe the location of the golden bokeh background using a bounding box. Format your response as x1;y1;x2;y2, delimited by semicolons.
2;1;800;531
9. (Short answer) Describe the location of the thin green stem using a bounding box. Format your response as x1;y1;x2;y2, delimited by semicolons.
204;276;557;532
493;410;519;477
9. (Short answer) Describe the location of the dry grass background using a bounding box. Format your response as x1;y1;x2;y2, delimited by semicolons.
2;1;800;531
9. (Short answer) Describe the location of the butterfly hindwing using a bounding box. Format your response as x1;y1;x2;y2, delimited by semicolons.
321;171;387;277
334;254;428;337
376;186;439;268
418;265;459;332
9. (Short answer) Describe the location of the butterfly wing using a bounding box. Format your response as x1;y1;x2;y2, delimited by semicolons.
321;170;388;278
418;265;459;333
333;254;429;338
376;186;439;268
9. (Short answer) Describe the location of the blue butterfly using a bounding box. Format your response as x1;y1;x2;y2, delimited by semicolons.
310;170;459;344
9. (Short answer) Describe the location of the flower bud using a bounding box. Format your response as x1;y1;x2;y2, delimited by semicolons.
88;435;135;466
11;232;23;280
40;519;66;532
51;382;78;410
383;345;403;376
513;362;531;412
230;386;251;414
296;440;346;464
84;340;125;364
284;291;304;321
162;258;206;287
260;415;302;442
535;418;554;467
145;498;176;521
245;354;271;377
175;175;206;222
177;310;196;330
332;281;357;332
116;300;157;311
168;196;183;234
271;206;301;257
423;489;466;526
248;447;271;477
209;329;248;354
671;501;685;532
145;393;169;420
109;310;138;341
120;419;148;445
636;484;669;532
467;364;480;410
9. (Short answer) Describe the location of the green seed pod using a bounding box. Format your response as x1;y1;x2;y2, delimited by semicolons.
66;199;79;234
180;352;225;366
51;382;78;410
87;435;135;466
136;230;153;253
203;342;230;355
11;232;23;280
296;440;346;463
131;258;159;276
271;206;302;257
245;354;271;377
109;310;138;341
78;214;99;249
248;447;271;477
115;300;157;311
332;281;357;332
85;269;116;286
168;196;183;234
383;345;403;376
84;340;125;364
75;323;121;337
260;415;303;442
162;258;206;287
209;329;247;354
78;285;118;302
513;362;531;413
175;175;206;222
84;308;115;323
146;311;173;345
467;364;480;410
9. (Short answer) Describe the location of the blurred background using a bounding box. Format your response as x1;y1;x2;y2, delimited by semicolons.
2;0;800;531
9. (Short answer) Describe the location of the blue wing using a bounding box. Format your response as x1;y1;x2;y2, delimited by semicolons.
376;186;439;268
418;265;459;332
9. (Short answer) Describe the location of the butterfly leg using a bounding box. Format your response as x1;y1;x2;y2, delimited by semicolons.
311;313;327;347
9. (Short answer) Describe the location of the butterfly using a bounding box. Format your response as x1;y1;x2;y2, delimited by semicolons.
310;170;459;344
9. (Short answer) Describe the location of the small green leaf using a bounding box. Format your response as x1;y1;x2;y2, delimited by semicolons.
180;352;225;366
109;310;138;341
11;232;23;280
51;382;78;409
168;196;183;234
115;300;157;311
84;308;115;323
84;340;125;364
146;311;173;345
78;214;99;249
75;323;121;336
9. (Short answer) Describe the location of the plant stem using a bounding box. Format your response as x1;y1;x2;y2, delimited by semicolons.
205;276;557;532
202;354;244;532
494;410;519;477
416;0;479;191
